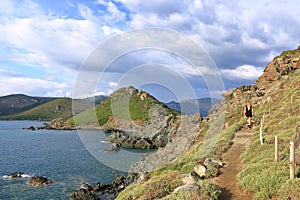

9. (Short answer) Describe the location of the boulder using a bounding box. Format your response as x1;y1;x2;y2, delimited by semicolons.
204;158;224;167
182;173;197;185
26;126;36;131
70;188;100;200
28;176;53;187
193;164;206;178
174;183;201;193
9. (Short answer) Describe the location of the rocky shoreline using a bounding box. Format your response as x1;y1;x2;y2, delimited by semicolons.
23;106;207;199
70;173;139;200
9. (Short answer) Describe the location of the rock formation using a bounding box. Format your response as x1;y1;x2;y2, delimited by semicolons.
70;173;139;200
28;176;53;187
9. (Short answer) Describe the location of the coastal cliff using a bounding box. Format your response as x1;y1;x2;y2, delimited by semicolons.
115;46;300;199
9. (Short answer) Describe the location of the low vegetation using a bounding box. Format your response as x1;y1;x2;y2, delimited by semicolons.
237;71;300;199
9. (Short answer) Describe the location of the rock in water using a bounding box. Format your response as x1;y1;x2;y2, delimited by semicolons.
26;126;36;131
3;172;30;179
70;188;100;200
28;176;53;187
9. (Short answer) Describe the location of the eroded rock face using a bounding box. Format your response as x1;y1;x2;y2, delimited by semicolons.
28;176;53;187
70;173;139;200
253;48;300;99
130;114;205;173
105;131;163;149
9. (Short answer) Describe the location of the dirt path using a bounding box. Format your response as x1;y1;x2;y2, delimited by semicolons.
212;126;253;200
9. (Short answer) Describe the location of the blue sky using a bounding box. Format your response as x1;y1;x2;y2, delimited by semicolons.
0;0;299;102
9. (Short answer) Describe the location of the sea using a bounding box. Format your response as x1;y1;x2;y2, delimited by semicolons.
0;120;150;200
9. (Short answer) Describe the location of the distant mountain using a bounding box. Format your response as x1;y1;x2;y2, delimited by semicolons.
0;94;108;120
74;95;107;105
3;98;73;120
0;94;54;116
166;98;221;116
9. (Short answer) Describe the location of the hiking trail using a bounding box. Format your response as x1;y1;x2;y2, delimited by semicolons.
211;126;253;200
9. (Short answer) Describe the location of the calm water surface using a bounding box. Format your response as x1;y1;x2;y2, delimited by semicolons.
0;120;134;200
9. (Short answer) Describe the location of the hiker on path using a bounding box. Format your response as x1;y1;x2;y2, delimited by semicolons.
244;101;254;128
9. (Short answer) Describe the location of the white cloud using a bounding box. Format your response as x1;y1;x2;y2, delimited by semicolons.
221;65;264;81
109;81;118;87
1;0;300;98
0;9;102;72
0;76;73;97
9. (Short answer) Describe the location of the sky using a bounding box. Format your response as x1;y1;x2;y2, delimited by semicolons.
0;0;299;102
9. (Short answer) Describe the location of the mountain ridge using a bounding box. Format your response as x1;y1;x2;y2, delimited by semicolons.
166;98;221;116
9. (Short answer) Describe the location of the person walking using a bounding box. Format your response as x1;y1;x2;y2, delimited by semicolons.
244;101;254;128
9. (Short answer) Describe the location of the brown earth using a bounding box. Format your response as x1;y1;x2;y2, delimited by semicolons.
211;125;253;200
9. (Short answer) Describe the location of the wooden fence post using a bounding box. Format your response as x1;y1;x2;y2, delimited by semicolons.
297;126;300;146
290;141;295;180
275;136;278;163
260;117;264;145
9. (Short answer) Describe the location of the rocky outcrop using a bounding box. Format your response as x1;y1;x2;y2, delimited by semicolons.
70;189;100;200
39;118;75;130
28;176;53;187
106;131;166;149
130;114;205;173
222;46;300;110
70;173;139;200
25;126;36;131
254;47;299;100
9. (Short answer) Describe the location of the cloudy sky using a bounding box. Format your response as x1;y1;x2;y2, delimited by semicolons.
0;0;299;102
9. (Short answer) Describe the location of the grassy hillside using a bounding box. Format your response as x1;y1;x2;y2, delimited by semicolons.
237;71;300;199
69;86;178;127
0;94;107;121
0;94;54;116
116;47;300;199
117;102;241;199
3;98;74;121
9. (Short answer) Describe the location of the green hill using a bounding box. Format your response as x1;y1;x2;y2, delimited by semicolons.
0;94;107;121
0;94;54;116
69;86;178;127
2;98;73;121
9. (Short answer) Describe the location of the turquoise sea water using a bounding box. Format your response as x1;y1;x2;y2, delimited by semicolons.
0;121;134;200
